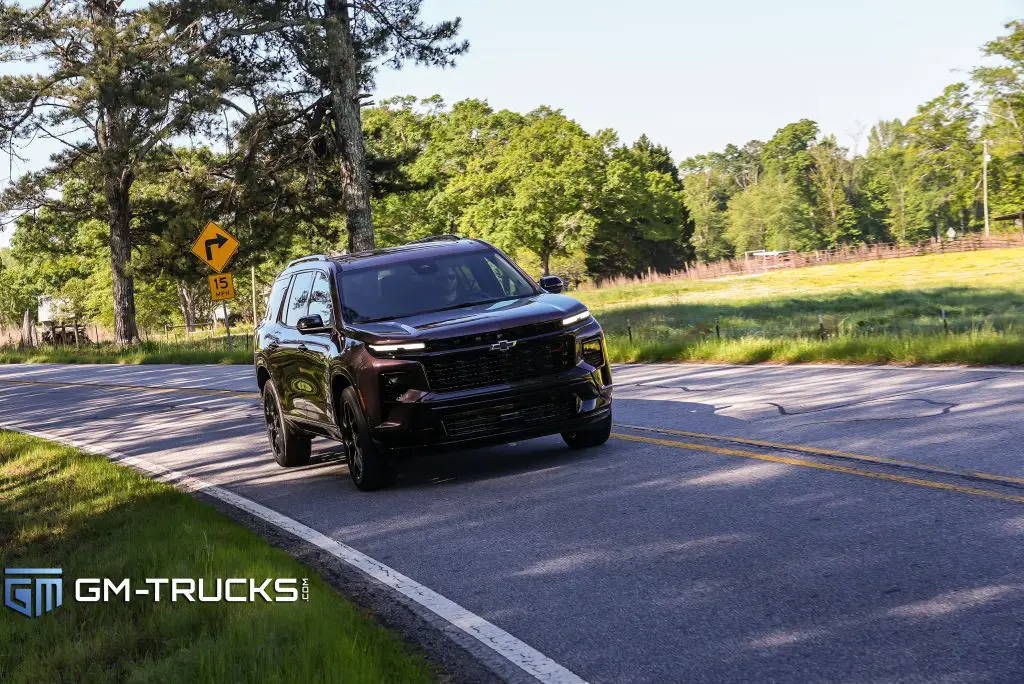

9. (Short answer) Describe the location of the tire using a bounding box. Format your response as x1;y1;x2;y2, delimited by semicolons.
338;386;395;491
262;379;311;467
562;413;612;449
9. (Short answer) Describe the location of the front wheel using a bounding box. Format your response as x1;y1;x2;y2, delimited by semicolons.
262;379;311;467
338;387;396;491
562;413;612;449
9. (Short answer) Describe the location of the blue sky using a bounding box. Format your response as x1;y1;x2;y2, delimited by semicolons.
1;0;1019;247
372;0;1017;158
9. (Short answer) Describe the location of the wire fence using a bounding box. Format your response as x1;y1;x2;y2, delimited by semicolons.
0;325;253;353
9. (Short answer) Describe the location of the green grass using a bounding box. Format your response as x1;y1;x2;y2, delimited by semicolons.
0;431;438;683
0;339;252;365
577;247;1024;366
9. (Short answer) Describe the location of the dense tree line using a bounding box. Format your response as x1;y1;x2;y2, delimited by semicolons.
1;9;1022;336
682;22;1024;260
0;0;466;342
0;92;693;330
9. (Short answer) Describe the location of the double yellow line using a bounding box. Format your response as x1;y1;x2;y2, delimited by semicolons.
611;426;1024;505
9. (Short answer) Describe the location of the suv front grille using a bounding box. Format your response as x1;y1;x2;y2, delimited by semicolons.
425;320;563;352
443;395;576;439
423;335;575;392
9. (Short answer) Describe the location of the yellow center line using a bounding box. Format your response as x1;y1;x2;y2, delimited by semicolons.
0;377;260;399
610;432;1024;505
614;422;1024;488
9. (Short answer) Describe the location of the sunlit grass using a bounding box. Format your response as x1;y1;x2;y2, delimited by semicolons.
578;248;1024;366
0;431;438;683
0;339;253;365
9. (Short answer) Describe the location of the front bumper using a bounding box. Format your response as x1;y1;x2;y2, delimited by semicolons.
371;364;612;452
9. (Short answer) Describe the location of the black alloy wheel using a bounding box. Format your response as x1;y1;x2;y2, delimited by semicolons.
262;379;311;467
338;386;395;491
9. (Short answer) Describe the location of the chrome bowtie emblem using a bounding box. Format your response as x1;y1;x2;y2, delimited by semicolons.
490;340;517;352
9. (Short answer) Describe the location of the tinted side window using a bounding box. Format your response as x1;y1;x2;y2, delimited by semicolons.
264;277;290;323
284;271;315;327
306;271;334;326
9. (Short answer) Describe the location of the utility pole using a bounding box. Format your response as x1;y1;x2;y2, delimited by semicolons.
983;139;992;238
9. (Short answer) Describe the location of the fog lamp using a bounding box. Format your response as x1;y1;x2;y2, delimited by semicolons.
580;337;604;367
380;372;411;402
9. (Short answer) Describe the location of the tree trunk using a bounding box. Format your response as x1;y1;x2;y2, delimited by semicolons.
176;280;198;332
324;0;375;253
20;309;33;348
106;172;139;345
540;251;551;276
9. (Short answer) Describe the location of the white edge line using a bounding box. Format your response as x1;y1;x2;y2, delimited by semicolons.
1;422;587;684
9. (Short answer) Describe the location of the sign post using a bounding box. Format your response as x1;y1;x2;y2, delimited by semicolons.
191;222;241;349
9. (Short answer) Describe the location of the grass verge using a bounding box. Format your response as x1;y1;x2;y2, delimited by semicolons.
0;341;251;365
604;329;1024;365
0;431;437;683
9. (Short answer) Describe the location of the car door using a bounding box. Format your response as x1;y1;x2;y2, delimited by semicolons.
295;270;337;426
276;270;316;421
261;274;292;388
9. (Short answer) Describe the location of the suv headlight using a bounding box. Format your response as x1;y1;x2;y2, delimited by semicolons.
369;342;425;353
562;309;590;327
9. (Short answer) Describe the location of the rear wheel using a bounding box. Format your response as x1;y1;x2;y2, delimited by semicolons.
338;387;395;491
262;379;311;467
562;413;612;449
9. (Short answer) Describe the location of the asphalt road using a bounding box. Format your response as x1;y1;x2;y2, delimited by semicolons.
3;362;1024;683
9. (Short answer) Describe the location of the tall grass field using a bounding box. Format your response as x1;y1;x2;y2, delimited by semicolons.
576;247;1024;365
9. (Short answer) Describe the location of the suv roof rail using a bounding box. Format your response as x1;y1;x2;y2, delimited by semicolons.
286;254;330;268
405;234;464;245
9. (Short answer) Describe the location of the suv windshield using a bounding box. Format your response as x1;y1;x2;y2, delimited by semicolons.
339;248;537;323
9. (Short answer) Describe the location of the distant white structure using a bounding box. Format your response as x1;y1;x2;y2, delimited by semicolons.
744;250;793;259
37;296;72;324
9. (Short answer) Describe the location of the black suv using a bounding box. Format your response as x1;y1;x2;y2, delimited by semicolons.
254;236;613;490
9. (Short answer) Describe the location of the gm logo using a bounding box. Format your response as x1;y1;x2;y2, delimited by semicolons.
4;568;63;618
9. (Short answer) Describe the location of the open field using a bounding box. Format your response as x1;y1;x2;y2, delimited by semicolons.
4;247;1024;367
578;247;1024;365
0;431;437;683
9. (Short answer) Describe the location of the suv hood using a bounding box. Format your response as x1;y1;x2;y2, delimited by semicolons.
346;293;586;342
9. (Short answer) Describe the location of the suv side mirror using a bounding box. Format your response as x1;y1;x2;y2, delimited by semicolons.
296;314;329;333
539;275;564;294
